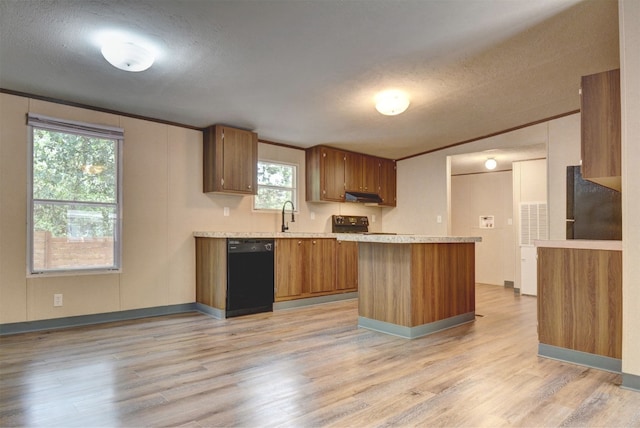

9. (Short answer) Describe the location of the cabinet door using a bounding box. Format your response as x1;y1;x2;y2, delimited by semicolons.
378;158;397;207
308;239;336;294
344;152;363;192
362;155;379;193
580;69;621;190
322;147;346;201
275;239;305;300
336;240;358;291
221;126;258;194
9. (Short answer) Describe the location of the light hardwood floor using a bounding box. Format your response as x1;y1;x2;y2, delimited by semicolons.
1;284;639;427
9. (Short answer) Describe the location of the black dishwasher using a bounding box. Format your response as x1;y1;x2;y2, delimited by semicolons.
226;239;275;317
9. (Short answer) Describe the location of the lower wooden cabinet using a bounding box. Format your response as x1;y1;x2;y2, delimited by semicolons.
336;240;358;291
275;238;356;301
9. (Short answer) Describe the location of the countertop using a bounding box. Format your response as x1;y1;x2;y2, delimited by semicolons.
534;239;622;251
193;231;481;243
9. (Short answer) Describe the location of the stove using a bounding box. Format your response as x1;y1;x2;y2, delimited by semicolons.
331;215;369;233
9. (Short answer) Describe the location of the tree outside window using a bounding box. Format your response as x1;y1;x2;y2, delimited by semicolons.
254;161;297;210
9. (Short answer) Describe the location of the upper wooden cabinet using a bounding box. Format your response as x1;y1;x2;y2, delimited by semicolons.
580;69;621;191
378;158;397;207
306;145;396;206
306;146;346;202
203;125;258;194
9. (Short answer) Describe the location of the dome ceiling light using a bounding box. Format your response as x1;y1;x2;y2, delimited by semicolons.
485;158;497;170
375;90;410;116
101;39;155;72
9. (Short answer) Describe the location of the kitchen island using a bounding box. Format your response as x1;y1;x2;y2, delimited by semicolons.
338;234;481;339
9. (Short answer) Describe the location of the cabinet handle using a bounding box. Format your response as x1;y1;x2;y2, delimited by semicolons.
313;240;316;244
247;184;252;189
298;240;302;245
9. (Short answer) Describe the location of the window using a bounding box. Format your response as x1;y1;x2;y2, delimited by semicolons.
254;160;297;210
28;114;123;274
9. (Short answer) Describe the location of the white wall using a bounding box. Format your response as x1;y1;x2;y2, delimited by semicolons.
385;116;579;241
451;171;514;286
620;0;640;380
0;93;383;324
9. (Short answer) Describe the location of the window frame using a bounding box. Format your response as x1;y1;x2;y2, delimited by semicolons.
253;159;298;212
27;113;124;275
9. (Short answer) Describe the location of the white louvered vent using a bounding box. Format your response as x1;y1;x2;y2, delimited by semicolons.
520;202;548;245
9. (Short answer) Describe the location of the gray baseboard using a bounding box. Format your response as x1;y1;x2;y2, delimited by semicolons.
358;311;475;339
622;372;640;392
0;303;198;335
194;302;225;319
538;343;622;373
274;292;357;310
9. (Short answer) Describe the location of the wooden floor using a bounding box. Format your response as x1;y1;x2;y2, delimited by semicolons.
2;284;639;427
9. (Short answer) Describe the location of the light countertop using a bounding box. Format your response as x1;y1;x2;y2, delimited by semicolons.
337;234;481;244
534;239;622;251
194;231;481;244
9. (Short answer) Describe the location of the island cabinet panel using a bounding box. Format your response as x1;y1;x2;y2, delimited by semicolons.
358;243;412;326
411;243;475;325
357;242;475;329
336;240;358;291
537;246;622;359
274;238;338;301
203;125;257;194
580;68;621;191
195;238;227;309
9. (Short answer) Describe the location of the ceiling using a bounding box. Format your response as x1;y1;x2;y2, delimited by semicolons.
0;0;619;161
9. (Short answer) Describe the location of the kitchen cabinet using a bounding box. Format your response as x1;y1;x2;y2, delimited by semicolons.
580;68;621;191
336;240;358;291
344;153;380;193
306;145;396;206
203;125;258;194
306;146;346;202
378;158;397;207
275;239;304;300
275;238;337;300
537;242;622;360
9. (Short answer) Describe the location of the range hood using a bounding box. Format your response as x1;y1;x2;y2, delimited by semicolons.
344;191;383;204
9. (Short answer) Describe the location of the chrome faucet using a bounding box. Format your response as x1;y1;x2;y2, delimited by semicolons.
281;200;295;232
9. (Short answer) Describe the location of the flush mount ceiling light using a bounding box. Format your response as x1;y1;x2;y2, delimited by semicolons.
485;158;497;170
101;40;155;72
375;90;410;116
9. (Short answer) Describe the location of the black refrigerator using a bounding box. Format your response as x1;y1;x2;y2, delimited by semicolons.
566;165;621;240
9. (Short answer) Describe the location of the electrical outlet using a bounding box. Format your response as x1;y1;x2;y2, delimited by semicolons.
53;294;63;307
437;215;442;223
310;212;315;220
223;207;230;217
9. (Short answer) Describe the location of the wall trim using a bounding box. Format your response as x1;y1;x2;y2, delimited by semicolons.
0;303;198;335
622;373;640;392
538;343;622;373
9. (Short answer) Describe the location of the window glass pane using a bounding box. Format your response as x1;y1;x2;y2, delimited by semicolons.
32;129;116;203
255;161;297;211
255;187;293;210
32;202;117;271
257;162;293;187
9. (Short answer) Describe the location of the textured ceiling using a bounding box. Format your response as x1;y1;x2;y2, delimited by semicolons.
0;0;619;160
